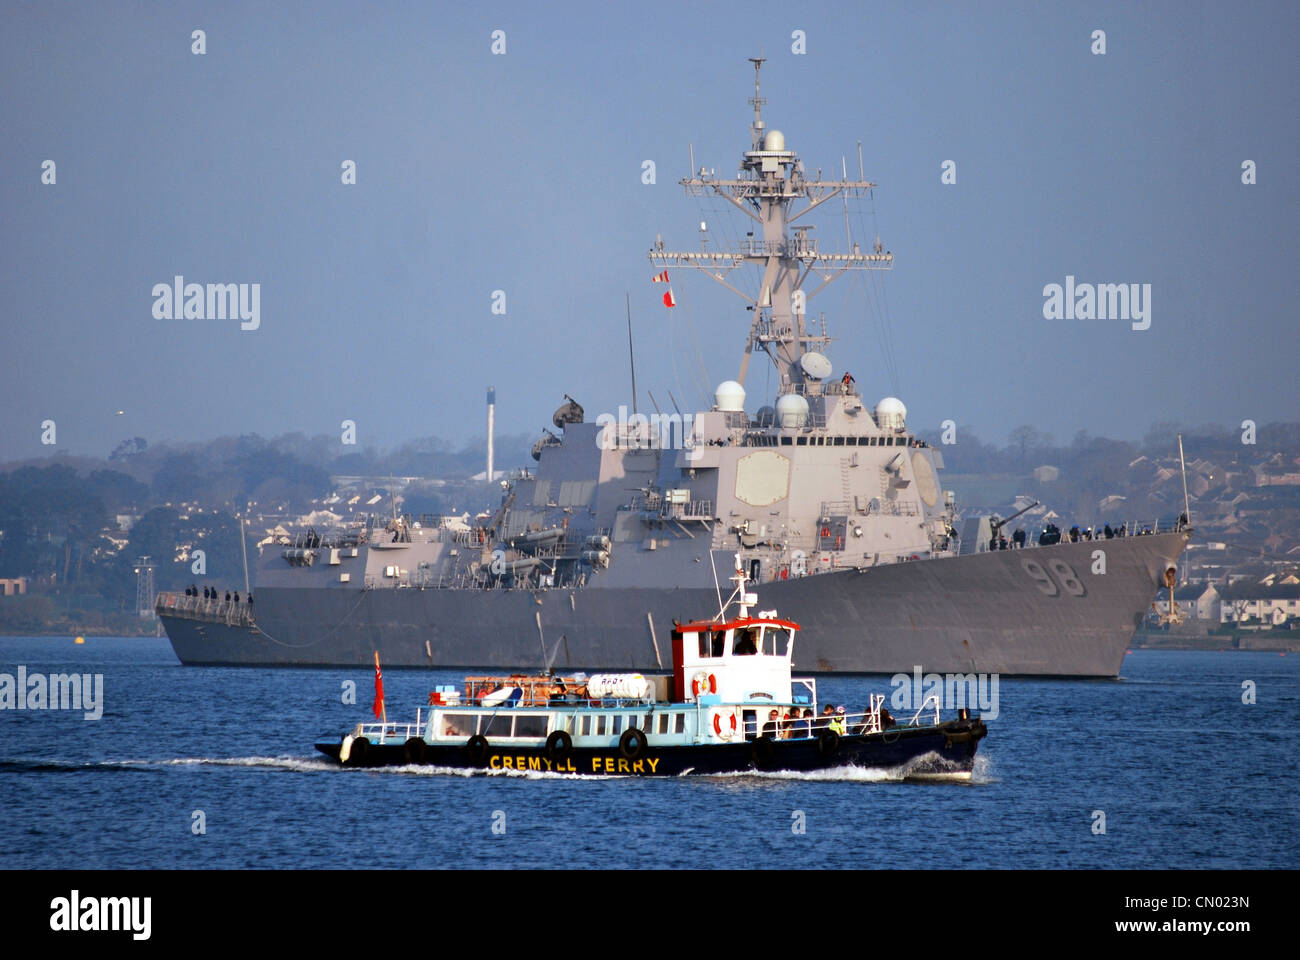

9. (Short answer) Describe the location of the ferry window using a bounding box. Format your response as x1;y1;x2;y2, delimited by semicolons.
733;629;758;655
781;436;792;445
833;437;844;446
482;715;513;738
581;715;592;736
626;715;637;730
515;715;547;738
697;632;710;657
596;716;608;736
768;628;790;655
711;631;725;657
612;715;623;735
644;713;653;731
441;713;476;738
674;713;686;734
796;437;807;446
657;713;669;735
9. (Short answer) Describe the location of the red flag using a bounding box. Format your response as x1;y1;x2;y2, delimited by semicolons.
662;288;676;308
371;651;385;720
651;270;670;283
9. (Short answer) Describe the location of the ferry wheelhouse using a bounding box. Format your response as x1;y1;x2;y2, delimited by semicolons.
316;558;987;778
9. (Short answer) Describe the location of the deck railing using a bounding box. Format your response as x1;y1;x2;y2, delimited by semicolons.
154;591;256;628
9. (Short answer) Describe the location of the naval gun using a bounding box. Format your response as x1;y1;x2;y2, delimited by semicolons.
988;501;1040;549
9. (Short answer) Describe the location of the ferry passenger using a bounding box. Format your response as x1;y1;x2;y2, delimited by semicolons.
879;704;896;728
225;590;232;602
829;706;847;736
816;705;834;732
783;708;799;738
796;709;812;738
761;710;780;739
233;591;240;604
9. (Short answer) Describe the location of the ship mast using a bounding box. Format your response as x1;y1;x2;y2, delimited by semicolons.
650;57;893;394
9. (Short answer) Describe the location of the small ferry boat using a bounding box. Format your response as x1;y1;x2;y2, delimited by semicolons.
315;558;987;778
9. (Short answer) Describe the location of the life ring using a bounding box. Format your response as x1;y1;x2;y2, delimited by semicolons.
690;671;716;697
466;734;489;764
403;737;426;764
346;736;370;765
618;728;647;760
816;729;840;756
749;735;776;768
545;730;573;760
712;711;737;740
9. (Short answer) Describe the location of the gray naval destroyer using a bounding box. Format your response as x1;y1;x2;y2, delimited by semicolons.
158;59;1189;677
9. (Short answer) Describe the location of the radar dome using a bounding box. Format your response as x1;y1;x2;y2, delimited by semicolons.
776;393;809;428
763;130;786;151
715;380;746;412
875;397;907;432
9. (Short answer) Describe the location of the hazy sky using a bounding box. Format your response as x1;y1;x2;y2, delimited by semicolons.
2;0;1296;461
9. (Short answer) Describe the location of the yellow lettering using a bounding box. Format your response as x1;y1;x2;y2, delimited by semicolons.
646;757;660;773
632;759;644;773
566;759;576;772
529;756;541;771
489;755;501;769
617;758;630;773
591;757;601;772
516;755;526;769
603;757;614;773
502;756;513;769
543;758;553;771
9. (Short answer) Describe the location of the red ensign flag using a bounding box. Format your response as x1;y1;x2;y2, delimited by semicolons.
663;289;676;308
372;651;385;720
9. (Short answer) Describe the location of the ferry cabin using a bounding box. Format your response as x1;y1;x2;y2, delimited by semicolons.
371;615;820;757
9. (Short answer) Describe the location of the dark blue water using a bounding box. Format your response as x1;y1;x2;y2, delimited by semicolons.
1;636;1296;869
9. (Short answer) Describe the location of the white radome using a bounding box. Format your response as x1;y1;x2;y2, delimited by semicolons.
875;396;907;431
715;380;746;412
776;393;809;428
763;130;786;151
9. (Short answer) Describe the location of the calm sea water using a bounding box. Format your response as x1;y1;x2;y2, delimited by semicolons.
0;636;1295;870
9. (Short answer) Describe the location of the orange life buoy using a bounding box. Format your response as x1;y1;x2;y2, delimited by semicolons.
690;671;717;697
820;526;830;538
712;711;737;739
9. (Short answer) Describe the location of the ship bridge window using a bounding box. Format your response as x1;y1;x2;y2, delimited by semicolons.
833;436;845;446
796;437;807;446
766;628;791;656
698;630;725;657
733;628;758;655
781;436;792;446
514;715;548;738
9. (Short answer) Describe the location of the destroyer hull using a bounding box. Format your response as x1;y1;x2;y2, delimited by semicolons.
161;532;1187;676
